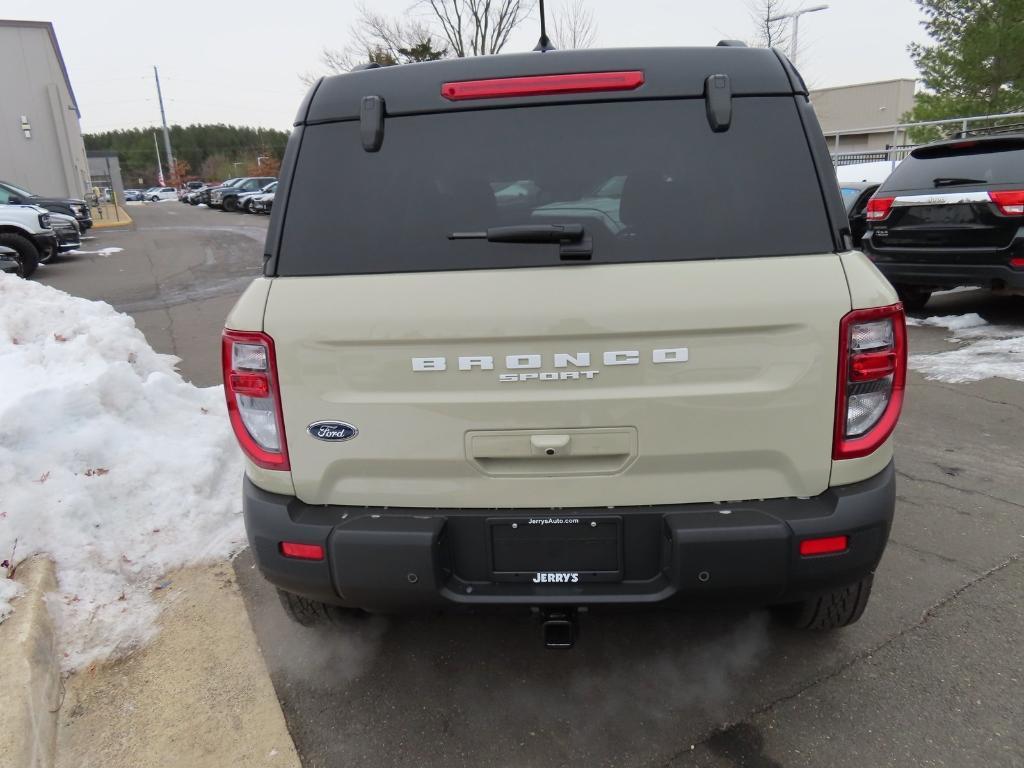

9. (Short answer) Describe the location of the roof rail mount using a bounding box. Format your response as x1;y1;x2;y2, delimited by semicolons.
351;62;383;72
717;40;747;47
360;95;385;152
704;74;732;133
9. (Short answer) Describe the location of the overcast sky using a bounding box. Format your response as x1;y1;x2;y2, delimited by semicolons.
5;0;931;135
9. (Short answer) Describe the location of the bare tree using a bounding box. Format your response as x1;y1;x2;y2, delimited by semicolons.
419;0;536;57
302;2;448;83
551;0;596;49
747;0;790;50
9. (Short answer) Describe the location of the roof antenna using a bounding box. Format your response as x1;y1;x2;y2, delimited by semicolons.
533;0;556;51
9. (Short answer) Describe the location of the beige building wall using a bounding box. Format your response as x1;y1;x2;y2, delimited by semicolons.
810;79;917;154
0;20;89;198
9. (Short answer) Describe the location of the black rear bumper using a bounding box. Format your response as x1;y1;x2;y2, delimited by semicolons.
864;234;1024;290
243;463;895;612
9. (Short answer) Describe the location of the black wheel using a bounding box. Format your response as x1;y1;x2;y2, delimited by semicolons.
895;285;932;312
276;588;366;627
223;197;239;212
0;232;40;278
241;199;253;213
773;575;874;630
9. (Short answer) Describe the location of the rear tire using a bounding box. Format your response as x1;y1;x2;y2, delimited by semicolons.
0;232;39;278
223;197;239;212
895;285;932;312
774;575;874;630
276;588;365;627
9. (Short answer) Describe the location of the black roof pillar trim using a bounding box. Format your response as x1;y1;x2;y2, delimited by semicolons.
704;74;732;133
360;95;385;152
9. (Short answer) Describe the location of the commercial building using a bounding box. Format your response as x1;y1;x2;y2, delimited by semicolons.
810;79;918;155
0;19;89;198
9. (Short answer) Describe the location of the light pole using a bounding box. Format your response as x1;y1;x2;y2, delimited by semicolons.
768;4;829;67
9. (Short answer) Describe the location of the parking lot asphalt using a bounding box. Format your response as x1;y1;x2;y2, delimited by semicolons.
37;204;1024;768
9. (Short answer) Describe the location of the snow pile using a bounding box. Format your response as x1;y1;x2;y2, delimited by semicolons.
68;247;124;258
0;273;245;669
907;313;1024;383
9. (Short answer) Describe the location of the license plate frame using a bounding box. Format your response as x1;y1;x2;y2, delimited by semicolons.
487;515;623;583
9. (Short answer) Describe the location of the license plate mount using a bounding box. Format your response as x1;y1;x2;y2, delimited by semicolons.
487;515;623;582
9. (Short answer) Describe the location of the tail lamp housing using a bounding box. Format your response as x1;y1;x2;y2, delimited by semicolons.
222;329;290;470
989;190;1024;216
865;195;895;221
833;304;907;460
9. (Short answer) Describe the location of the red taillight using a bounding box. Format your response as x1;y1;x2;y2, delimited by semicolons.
1011;257;1024;269
280;542;324;561
865;195;895;222
833;304;907;460
989;190;1024;216
222;329;290;470
441;71;644;101
799;535;849;557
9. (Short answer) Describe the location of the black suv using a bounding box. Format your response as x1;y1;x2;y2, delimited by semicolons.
862;133;1024;309
0;179;93;231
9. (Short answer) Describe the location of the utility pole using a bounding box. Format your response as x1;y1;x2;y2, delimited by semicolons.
153;66;176;184
767;4;829;67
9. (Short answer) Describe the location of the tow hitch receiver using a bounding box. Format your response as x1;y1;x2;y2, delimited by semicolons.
540;609;578;649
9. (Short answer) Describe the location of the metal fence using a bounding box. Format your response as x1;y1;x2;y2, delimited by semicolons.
827;111;1024;168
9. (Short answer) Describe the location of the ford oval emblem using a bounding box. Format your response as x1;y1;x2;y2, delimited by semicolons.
307;421;359;442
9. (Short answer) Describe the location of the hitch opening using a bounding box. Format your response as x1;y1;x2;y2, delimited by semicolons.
541;610;577;649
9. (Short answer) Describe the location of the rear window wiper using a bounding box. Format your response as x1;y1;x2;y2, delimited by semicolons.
933;177;988;187
448;224;591;260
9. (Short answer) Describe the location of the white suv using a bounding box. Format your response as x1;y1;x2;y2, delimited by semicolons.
0;204;57;278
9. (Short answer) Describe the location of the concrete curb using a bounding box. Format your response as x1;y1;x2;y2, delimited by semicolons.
0;556;59;768
90;206;133;229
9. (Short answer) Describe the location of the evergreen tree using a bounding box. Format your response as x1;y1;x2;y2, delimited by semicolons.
906;0;1024;140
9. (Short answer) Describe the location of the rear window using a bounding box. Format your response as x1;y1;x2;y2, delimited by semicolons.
277;98;833;276
882;140;1024;192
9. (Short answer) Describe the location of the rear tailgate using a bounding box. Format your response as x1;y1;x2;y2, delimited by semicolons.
266;255;850;508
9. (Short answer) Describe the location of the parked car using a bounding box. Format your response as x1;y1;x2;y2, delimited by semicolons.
0;179;93;230
250;187;276;214
224;44;906;645
178;181;205;202
840;181;881;248
48;212;82;255
144;187;177;202
211;177;276;212
197;179;239;206
0;203;58;277
237;182;277;213
862;131;1024;309
123;189;145;202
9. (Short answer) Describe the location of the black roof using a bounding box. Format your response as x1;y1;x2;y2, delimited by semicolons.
298;46;805;125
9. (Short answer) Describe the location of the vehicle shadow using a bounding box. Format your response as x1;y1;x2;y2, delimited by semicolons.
233;548;848;768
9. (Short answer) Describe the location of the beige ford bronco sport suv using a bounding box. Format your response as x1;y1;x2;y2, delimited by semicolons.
223;43;906;647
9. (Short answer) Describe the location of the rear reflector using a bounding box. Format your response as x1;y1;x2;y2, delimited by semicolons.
866;195;895;221
800;535;849;556
989;190;1024;216
280;542;324;561
441;71;644;101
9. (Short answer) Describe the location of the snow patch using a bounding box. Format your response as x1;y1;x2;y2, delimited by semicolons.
69;247;124;257
0;273;244;669
907;313;1024;383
